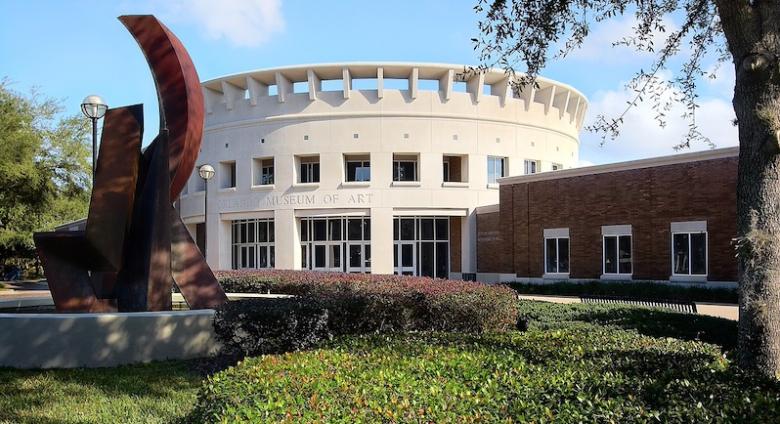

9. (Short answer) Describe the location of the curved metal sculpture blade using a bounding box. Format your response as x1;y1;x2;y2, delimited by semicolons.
119;15;203;201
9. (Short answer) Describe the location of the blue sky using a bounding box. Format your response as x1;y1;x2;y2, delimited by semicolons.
0;0;738;165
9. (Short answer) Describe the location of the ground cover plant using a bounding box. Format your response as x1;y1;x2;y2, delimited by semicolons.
190;324;780;423
508;280;738;304
0;361;200;424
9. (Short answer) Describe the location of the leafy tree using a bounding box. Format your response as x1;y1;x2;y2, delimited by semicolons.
0;80;90;267
471;0;780;378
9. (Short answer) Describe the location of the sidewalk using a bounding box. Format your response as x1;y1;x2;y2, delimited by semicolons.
518;294;739;321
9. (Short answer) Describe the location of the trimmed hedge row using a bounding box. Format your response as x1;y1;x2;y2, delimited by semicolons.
213;270;520;357
507;280;738;303
190;328;780;423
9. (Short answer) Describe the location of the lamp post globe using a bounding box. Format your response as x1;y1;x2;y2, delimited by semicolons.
198;164;215;259
80;95;108;180
198;164;215;180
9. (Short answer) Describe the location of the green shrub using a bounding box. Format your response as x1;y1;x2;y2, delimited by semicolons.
213;298;331;358
216;270;520;335
189;330;780;423
507;280;738;303
517;300;738;350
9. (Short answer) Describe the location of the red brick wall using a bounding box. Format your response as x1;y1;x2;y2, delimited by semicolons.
478;156;738;281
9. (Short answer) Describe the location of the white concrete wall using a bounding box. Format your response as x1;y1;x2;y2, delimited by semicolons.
182;63;586;274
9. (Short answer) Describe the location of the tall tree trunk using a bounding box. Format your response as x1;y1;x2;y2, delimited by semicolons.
717;0;780;378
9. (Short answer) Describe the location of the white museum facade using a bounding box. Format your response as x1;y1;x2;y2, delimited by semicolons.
178;62;587;278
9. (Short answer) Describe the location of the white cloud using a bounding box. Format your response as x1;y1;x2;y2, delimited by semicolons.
579;78;738;165
143;0;285;47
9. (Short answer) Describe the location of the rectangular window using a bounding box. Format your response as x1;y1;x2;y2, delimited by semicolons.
603;235;632;275
231;218;275;269
345;155;370;182
393;154;418;182
544;229;569;275
301;217;371;273
298;156;320;183
253;157;274;186
671;221;707;277
487;156;507;184
442;160;450;182
524;159;539;175
393;216;449;278
220;161;236;189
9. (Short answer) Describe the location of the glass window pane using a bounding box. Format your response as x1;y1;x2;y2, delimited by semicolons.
394;245;398;267
365;245;371;268
314;245;326;268
257;221;267;243
348;218;362;240
618;235;632;274
313;163;320;182
346;162;359;182
400;219;415;240
363;218;371;240
545;238;557;273
356;165;370;182
313;220;327;241
604;236;617;274
436;241;448;279
270;246;275;268
349;244;361;267
420;242;435;278
247;221;256;243
393;218;399;240
421;219;434;240
301;245;308;269
435;218;448;241
691;233;707;275
330;245;341;268
673;233;689;274
329;219;342;241
300;220;309;241
258;246;268;268
558;238;570;273
401;244;414;267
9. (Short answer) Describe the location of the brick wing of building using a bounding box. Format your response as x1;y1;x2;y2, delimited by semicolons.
476;147;738;286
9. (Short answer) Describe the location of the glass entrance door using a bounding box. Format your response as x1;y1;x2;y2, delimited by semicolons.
394;242;416;275
347;243;371;273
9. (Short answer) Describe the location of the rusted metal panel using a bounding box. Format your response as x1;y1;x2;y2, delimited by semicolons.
171;213;228;309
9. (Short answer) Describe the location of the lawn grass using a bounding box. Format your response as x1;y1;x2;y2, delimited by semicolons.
0;301;761;423
0;361;200;424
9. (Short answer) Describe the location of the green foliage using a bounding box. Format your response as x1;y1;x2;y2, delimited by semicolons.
190;328;780;423
0;80;90;262
0;361;200;424
507;280;738;304
517;300;738;350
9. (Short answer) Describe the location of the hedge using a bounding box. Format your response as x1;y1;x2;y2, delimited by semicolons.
213;270;520;358
507;280;738;303
189;328;780;423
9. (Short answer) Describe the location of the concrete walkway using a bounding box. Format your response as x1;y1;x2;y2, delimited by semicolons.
518;294;739;321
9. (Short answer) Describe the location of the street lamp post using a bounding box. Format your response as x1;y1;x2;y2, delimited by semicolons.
198;164;215;258
80;95;108;179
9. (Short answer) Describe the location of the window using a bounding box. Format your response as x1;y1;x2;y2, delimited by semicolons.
220;161;236;189
297;155;320;183
671;221;707;277
544;228;569;275
442;155;467;183
393;154;418;182
524;159;539;175
301;217;371;273
487;156;507;184
231;219;275;269
552;163;563;171
344;154;370;182
253;157;274;186
602;225;632;277
393;217;449;278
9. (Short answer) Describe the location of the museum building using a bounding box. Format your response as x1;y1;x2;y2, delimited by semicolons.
178;62;587;278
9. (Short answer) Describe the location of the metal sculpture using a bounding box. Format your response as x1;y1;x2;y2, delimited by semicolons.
33;15;228;312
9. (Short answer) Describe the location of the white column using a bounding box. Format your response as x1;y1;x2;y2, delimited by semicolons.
370;207;394;274
461;209;477;274
218;219;231;270
274;208;299;270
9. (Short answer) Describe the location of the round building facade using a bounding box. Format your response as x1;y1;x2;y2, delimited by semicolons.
179;62;587;278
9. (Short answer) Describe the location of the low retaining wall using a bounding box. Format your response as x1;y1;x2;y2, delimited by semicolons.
0;309;218;369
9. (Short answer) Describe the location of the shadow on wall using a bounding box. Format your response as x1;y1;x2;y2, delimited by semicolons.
0;310;218;369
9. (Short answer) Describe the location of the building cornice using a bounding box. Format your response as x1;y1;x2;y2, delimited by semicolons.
498;146;739;185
